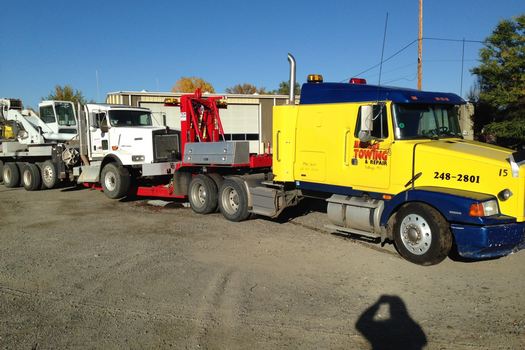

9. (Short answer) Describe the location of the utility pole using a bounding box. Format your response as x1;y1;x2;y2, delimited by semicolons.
418;0;423;90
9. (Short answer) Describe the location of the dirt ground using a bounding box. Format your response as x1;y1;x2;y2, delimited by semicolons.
0;185;524;350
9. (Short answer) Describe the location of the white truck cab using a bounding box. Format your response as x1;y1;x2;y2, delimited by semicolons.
75;103;181;198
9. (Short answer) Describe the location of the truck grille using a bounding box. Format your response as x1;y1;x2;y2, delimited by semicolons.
154;133;180;162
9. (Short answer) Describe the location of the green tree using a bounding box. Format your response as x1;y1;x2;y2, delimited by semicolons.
44;85;87;105
270;81;301;96
471;14;525;147
225;83;267;94
172;77;215;93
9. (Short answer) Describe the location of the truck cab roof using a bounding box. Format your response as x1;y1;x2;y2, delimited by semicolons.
299;82;465;105
85;103;150;112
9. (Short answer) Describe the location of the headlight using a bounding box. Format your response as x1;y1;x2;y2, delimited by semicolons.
132;155;145;162
469;199;500;217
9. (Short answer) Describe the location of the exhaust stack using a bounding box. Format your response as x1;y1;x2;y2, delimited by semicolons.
287;53;296;104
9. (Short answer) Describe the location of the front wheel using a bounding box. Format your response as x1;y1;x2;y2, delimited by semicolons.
101;163;131;199
218;177;250;222
393;203;452;266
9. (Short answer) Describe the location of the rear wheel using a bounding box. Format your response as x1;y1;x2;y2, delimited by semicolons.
3;162;20;188
22;163;42;191
0;160;4;183
393;203;452;266
101;163;131;199
41;160;58;189
218;177;250;222
188;174;218;214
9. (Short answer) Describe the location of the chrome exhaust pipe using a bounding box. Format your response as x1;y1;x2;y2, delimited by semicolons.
287;53;296;104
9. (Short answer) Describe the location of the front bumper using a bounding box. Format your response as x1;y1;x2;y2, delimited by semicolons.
451;222;525;259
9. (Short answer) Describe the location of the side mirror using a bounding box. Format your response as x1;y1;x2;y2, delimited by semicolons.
100;120;109;133
359;105;374;142
361;105;373;132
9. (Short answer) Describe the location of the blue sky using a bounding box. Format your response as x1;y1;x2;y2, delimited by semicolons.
1;0;524;108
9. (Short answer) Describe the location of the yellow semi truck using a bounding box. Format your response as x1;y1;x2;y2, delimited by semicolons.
205;55;525;265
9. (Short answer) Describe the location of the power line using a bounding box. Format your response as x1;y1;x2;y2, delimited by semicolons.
341;36;485;82
340;39;418;82
423;36;486;44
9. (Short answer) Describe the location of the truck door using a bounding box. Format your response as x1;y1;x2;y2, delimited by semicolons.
347;103;392;190
88;109;110;160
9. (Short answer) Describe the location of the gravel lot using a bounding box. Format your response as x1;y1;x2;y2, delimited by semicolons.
0;185;524;349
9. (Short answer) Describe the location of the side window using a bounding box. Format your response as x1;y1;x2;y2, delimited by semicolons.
97;113;107;128
90;112;106;128
40;105;56;124
354;104;388;139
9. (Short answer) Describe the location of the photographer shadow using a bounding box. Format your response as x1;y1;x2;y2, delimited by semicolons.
355;295;427;350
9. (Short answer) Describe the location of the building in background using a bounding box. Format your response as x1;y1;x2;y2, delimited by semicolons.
106;91;289;154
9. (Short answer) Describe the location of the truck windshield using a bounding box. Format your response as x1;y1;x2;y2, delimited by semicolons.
108;110;152;127
393;104;462;140
55;102;76;126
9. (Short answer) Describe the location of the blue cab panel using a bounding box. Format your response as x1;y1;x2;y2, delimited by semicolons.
300;82;465;105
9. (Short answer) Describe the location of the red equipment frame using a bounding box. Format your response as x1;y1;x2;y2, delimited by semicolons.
178;88;226;156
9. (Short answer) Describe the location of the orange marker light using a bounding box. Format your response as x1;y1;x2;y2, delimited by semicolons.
112;146;119;151
469;203;484;217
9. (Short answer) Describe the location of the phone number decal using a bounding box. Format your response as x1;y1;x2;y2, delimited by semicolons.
434;172;480;183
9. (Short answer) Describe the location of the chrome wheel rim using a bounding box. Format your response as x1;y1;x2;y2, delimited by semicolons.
400;214;432;255
23;169;31;186
4;168;11;183
104;171;117;192
222;186;239;214
191;183;207;208
43;165;54;184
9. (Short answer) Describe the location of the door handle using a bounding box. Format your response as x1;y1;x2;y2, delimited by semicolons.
276;130;281;161
344;129;350;166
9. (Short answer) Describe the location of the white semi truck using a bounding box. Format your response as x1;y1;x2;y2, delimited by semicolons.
1;98;181;195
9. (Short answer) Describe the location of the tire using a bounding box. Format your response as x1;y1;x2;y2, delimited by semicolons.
41;160;58;189
218;177;250;222
3;162;20;188
35;163;47;190
0;160;4;184
393;202;452;266
188;174;218;214
101;163;131;199
22;163;42;191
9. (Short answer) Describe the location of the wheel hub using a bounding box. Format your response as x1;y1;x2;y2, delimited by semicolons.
228;190;239;210
406;226;420;243
400;214;432;255
24;170;31;185
43;167;53;182
105;173;116;191
197;185;207;204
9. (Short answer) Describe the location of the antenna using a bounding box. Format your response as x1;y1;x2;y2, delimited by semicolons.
418;0;423;90
375;12;389;139
378;12;389;87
